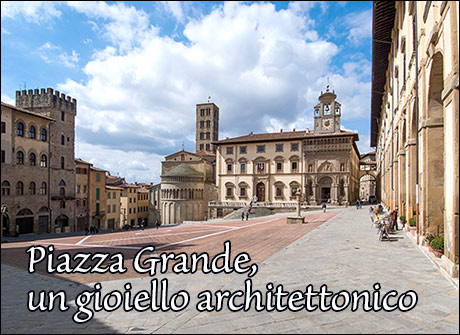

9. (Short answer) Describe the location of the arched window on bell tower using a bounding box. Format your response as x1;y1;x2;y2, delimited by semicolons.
313;83;341;134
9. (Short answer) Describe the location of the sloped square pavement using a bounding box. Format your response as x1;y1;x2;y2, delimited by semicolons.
1;207;458;334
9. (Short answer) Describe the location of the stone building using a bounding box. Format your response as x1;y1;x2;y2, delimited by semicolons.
160;150;217;225
371;1;458;278
196;102;219;153
136;183;149;225
1;102;53;235
15;88;76;232
75;158;91;231
120;183;140;227
304;88;361;205
106;184;123;230
359;152;377;202
148;183;161;225
158;101;219;225
211;88;360;216
89;166;107;230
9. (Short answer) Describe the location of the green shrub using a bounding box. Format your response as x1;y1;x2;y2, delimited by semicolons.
399;216;406;222
408;217;417;227
425;233;435;244
430;236;444;251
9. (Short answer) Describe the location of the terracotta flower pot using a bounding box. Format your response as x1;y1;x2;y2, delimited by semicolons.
432;249;443;258
428;245;434;253
409;226;416;237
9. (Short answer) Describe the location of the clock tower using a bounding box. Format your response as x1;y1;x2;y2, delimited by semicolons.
313;84;341;134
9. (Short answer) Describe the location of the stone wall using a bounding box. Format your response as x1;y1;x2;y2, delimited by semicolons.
16;88;76;232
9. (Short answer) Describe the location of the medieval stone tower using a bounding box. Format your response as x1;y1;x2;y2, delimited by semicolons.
195;102;219;153
313;85;342;134
16;88;76;231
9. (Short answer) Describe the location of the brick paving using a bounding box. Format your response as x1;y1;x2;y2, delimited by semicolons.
1;207;458;334
1;212;337;284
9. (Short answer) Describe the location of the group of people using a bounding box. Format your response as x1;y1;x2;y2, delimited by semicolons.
372;205;399;241
84;225;99;235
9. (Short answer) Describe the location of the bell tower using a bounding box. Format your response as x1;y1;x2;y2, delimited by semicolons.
313;84;341;134
196;102;219;153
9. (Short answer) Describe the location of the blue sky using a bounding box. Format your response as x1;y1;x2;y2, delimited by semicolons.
1;1;373;183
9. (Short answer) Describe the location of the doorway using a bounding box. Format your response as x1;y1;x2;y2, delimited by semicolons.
38;215;49;233
256;182;265;202
16;217;34;234
321;188;331;203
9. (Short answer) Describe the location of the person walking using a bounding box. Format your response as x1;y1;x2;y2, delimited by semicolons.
245;211;249;221
390;207;398;231
356;200;360;210
242;210;245;221
322;202;326;213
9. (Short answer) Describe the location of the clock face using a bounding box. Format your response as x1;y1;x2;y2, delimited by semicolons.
322;119;332;130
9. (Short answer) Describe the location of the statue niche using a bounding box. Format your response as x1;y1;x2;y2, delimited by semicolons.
318;161;333;172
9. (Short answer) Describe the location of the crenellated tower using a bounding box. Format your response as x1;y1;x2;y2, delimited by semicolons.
16;88;77;231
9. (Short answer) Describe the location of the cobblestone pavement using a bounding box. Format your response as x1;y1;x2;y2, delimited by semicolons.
1;206;458;334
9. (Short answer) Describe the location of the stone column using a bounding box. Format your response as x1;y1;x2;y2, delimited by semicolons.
312;184;318;205
344;184;350;206
331;183;338;205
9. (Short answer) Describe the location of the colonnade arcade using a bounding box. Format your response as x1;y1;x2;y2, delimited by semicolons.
304;175;350;205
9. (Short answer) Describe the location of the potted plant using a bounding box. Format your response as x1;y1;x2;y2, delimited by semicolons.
425;233;436;251
399;216;406;226
430;236;444;258
408;217;417;236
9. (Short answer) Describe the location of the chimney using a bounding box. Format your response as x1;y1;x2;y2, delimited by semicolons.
293;128;296;132
250;131;253;135
280;129;283;132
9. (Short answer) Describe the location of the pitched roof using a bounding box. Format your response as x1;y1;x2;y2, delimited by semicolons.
161;163;203;177
164;149;199;160
106;185;124;190
195;150;216;157
90;166;107;172
213;130;359;145
106;175;126;186
75;158;93;166
1;101;55;121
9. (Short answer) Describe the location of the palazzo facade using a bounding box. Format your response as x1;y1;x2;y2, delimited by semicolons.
212;88;361;214
371;1;459;278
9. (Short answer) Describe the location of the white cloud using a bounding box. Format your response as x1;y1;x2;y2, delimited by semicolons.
50;1;371;181
1;1;62;23
66;1;156;53
344;9;372;45
161;1;186;23
1;93;15;105
75;142;163;184
38;42;79;68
